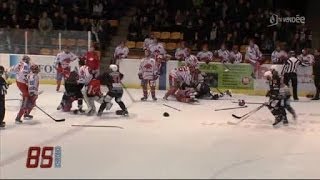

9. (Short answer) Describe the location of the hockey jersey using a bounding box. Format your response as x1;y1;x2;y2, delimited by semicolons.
217;49;230;63
185;55;199;68
298;54;314;66
87;79;102;97
271;50;287;64
13;61;30;83
138;57;158;80
54;51;78;69
78;65;93;85
245;44;262;63
229;51;243;64
114;46;129;59
197;50;213;63
175;48;188;60
27;72;39;96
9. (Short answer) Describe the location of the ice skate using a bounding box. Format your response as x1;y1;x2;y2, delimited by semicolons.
283;117;289;126
141;96;147;101
23;114;33;120
0;121;5;128
152;96;157;101
57;103;63;110
272;116;282;127
86;109;96;116
116;109;129;116
225;89;232;97
15;118;22;124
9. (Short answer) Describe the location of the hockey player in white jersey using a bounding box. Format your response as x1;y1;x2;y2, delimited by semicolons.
271;45;288;64
216;43;230;63
163;65;192;100
197;43;213;64
150;41;170;75
113;41;129;66
138;49;158;101
54;46;78;92
15;64;40;123
229;45;243;64
175;41;188;61
185;48;199;70
298;48;314;66
245;39;263;78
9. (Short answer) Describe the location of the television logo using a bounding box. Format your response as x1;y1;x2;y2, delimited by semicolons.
26;146;62;168
268;13;305;27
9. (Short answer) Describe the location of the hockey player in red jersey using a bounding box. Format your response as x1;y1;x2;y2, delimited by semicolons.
15;64;40;123
84;74;104;116
85;46;100;75
138;49;158;101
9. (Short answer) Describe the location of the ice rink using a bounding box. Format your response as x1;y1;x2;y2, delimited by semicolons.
1;84;320;179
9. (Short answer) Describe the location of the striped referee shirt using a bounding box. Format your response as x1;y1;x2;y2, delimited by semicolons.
281;57;305;74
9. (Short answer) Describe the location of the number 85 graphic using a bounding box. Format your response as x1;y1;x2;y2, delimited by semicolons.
26;146;54;168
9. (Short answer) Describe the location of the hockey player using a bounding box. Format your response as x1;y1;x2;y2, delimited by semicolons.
113;41;129;66
54;46;78;92
197;43;213;64
84;74;104;116
271;45;288;64
216;43;230;63
15;64;40;123
298;48;314;66
97;64;128;116
245;39;263;78
150;41;168;75
143;32;157;50
185;48;199;70
163;66;191;100
175;41;188;61
0;66;9;128
229;45;243;64
13;55;31;105
138;49;158;101
175;87;198;103
85;46;100;75
264;69;290;126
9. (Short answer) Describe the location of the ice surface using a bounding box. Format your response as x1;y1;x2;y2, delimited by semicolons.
1;85;320;179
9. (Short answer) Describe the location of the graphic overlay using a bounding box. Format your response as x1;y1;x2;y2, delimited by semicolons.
26;146;62;168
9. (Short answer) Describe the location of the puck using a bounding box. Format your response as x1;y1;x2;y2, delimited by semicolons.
163;112;169;117
238;99;246;106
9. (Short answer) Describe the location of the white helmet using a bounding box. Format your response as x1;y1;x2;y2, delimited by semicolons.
270;65;277;71
264;70;272;79
109;64;118;72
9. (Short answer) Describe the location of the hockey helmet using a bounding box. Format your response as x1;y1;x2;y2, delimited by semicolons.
109;64;118;72
264;70;272;79
30;64;40;73
22;55;30;63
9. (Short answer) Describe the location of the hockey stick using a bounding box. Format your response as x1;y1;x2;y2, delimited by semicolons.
215;105;248;111
35;105;65;122
231;101;264;105
231;103;265;119
163;103;181;111
120;82;137;103
5;98;21;101
71;124;123;129
222;62;231;72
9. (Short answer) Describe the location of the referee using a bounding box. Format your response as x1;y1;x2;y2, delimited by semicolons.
281;51;305;100
312;49;320;100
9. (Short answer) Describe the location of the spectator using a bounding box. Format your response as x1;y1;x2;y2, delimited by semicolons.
38;12;53;36
9;14;20;29
51;11;63;30
92;0;104;18
128;16;141;41
20;14;31;29
183;21;195;45
69;16;82;31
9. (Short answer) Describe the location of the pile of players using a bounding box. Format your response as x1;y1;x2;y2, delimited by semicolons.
137;48;232;103
55;56;128;117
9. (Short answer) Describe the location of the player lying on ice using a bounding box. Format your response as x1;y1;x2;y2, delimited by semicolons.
163;65;231;103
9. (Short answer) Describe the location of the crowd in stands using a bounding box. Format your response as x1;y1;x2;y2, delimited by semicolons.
127;0;312;54
0;0;130;54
